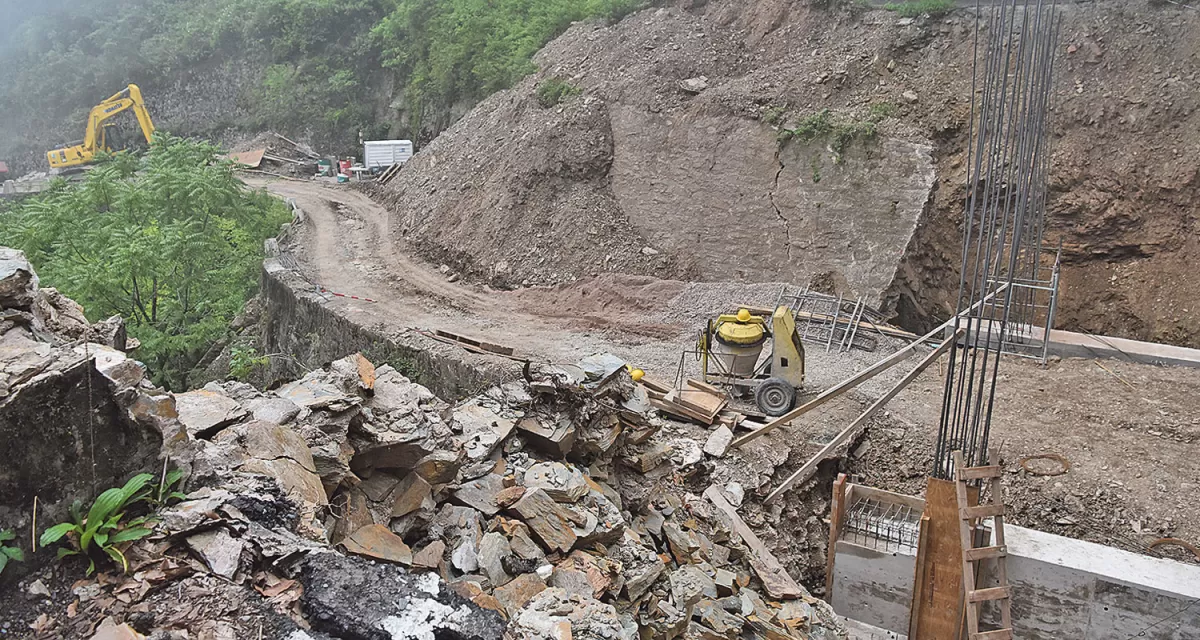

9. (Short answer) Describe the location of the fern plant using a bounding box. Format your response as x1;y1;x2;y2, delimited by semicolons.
0;529;24;576
39;474;157;575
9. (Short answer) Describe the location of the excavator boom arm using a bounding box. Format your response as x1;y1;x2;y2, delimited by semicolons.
48;84;155;169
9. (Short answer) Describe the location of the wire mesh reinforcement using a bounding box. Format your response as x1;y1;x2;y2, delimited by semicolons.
776;286;882;353
841;495;924;554
934;0;1062;478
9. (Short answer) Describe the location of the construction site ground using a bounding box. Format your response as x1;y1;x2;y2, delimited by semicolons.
254;176;1200;579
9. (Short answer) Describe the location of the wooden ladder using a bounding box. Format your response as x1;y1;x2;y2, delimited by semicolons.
953;450;1015;640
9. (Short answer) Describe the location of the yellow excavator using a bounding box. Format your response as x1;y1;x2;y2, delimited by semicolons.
698;306;806;416
46;84;156;170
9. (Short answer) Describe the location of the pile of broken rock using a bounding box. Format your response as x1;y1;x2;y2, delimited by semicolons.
169;350;846;640
1;246;846;639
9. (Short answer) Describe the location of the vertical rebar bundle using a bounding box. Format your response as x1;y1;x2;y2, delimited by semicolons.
934;0;1061;477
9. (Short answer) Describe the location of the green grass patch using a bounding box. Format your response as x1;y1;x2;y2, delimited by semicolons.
883;0;956;17
536;77;583;107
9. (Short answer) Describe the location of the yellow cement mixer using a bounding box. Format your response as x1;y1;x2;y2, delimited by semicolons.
698;306;806;416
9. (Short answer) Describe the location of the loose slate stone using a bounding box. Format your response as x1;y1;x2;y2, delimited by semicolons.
509;488;578;553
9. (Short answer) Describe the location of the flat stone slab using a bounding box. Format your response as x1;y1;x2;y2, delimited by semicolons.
175;389;248;438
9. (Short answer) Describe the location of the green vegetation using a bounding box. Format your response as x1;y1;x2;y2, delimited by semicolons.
536;77;583;108
0;135;290;389
779;104;897;165
779;108;878;159
372;0;640;132
0;530;24;576
0;0;647;164
229;345;271;381
762;105;788;127
883;0;956;18
868;101;897;120
38;469;184;576
39;474;157;575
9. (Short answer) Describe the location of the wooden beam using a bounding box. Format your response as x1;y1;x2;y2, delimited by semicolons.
704;486;805;600
908;515;932;640
824;474;849;602
732;285;1007;449
912;478;971;640
736;304;922;341
764;328;963;503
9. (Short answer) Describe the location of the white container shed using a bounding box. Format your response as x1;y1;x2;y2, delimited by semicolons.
363;140;414;169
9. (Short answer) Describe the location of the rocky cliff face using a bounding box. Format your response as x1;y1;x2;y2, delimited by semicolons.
0;248;167;532
374;0;1200;346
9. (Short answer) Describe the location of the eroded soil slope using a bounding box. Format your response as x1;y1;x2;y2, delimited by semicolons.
373;0;1200;346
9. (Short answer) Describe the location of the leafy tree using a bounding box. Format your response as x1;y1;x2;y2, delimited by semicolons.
0;134;290;389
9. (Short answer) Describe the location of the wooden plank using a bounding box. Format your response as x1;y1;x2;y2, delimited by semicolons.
968;586;1011;603
987;450;1015;632
262;152;305;165
907;515;932;639
670;388;725;418
955;451;982;638
961;465;1003;480
433;329;515;356
704;485;804;600
764;329;962;502
824;474;849;602
639;376;673;394
650;398;713;424
226;148;265;168
911;477;969;640
973;630;1013;640
686;378;727;395
965;546;1007;561
794;310;921;341
733;286;1008;448
738;302;921;341
963;504;1007;520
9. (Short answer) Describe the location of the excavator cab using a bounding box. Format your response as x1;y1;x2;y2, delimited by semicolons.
47;84;155;171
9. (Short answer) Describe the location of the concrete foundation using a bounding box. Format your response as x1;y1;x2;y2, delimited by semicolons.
831;488;1200;639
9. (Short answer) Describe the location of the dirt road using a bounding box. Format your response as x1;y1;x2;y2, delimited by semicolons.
251;177;1200;566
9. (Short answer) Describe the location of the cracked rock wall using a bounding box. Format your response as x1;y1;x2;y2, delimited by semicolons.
610;108;933;305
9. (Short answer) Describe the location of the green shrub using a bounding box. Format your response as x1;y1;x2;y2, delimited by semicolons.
0;134;290;389
762;105;788;126
229;345;270;381
788;109;835;142
780;109;881;164
372;0;642;132
883;0;956;17
536;77;583;107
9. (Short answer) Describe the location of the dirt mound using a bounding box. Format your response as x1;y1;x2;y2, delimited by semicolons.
374;0;1200;347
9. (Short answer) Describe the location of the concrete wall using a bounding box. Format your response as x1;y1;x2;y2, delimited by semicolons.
832;520;1200;639
832;541;917;634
